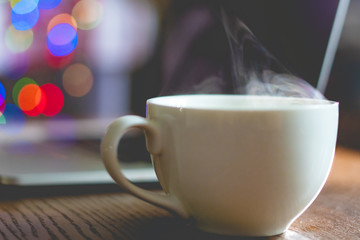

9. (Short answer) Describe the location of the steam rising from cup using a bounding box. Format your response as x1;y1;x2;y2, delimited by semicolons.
221;8;324;99
160;6;324;100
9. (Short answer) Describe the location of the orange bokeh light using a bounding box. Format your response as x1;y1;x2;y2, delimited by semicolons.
47;13;78;33
17;84;46;117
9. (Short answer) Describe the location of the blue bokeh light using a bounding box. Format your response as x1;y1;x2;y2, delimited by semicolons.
47;23;78;57
0;82;5;107
11;0;39;30
0;104;26;135
38;0;61;9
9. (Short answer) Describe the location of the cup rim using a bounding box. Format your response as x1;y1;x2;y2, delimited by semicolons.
146;94;338;111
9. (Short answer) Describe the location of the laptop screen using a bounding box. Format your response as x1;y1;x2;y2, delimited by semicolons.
131;0;349;115
0;0;349;141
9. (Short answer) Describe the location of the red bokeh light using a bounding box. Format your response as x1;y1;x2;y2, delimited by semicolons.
0;102;5;114
45;48;74;69
41;83;64;116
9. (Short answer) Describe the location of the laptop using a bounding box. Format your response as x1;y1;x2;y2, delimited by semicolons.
0;0;349;186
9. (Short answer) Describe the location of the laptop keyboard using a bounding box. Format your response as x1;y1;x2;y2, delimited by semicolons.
0;136;152;173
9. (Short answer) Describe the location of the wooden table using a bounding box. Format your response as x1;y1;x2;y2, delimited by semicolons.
0;146;359;240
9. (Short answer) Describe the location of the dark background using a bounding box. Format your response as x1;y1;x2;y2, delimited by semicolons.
131;0;360;150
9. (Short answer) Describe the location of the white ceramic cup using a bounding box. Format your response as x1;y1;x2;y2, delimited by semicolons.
101;94;338;237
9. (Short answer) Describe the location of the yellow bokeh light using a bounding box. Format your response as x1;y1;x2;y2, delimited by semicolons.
72;0;103;30
10;0;21;8
62;63;94;97
5;25;33;53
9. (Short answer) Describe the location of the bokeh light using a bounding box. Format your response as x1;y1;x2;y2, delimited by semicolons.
41;83;63;116
47;23;78;56
72;0;103;30
0;81;5;121
12;77;37;105
47;13;77;33
91;0;158;71
0;101;5;116
11;0;40;31
10;0;22;8
0;104;26;135
0;114;5;124
62;63;93;97
13;79;64;117
5;25;33;53
0;82;5;107
38;0;61;9
45;48;74;69
1;0;108;129
17;83;46;117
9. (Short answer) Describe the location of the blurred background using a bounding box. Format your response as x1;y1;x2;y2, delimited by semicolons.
327;0;360;149
0;0;162;140
0;0;359;151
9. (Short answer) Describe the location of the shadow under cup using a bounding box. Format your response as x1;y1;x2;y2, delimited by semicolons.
103;94;339;237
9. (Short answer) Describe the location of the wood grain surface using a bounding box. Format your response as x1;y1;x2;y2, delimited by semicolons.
0;146;359;240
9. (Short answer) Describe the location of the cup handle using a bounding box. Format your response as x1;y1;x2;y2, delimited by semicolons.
101;115;189;218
